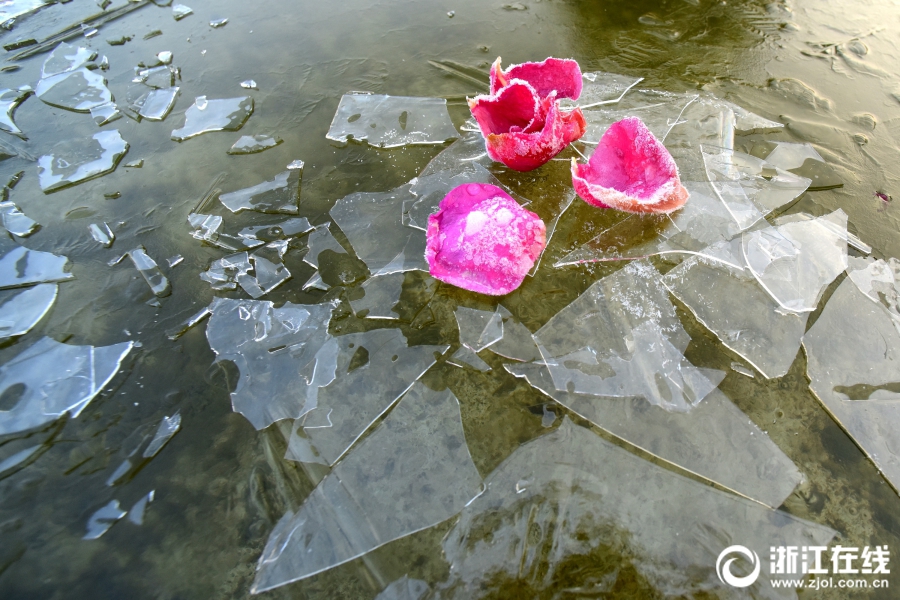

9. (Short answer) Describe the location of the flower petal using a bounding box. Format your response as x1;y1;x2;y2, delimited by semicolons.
484;102;586;171
426;183;546;295
490;56;583;101
571;116;689;214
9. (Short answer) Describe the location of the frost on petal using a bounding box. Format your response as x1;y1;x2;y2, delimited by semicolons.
426;184;546;295
572;116;689;214
469;80;540;137
489;57;583;101
484;102;586;171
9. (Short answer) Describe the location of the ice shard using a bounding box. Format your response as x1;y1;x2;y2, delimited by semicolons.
227;134;283;155
218;170;300;214
143;413;181;458
126;247;171;297
374;576;430;600
37;130;128;192
0;87;32;136
327;93;458;148
0;284;57;342
349;272;405;319
84;500;126;540
0;243;72;288
171;96;254;141
560;71;643;109
0;200;39;237
454;306;502;352
36;68;112;112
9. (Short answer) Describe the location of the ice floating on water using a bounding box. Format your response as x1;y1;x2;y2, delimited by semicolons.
0;284;57;342
240;80;258;90
0;87;32;136
156;51;173;65
0;200;38;237
572;116;688;214
764;141;825;171
205;298;337;429
426;184;546;295
454;306;503;352
253;383;482;593
561;71;643;109
84;500;126;540
447;345;491;372
238;217;313;248
42;42;95;78
803;257;900;492
135;65;175;89
534;261;723;412
286;329;447;466
90;101;121;126
327;93;458;148
0;243;72;288
172;3;192;20
171;96;254;141
200;250;290;298
89;222;114;247
218;170;300;214
440;418;834;597
227;134;282;155
36;67;111;113
301;223;347;270
405;163;508;231
209;18;228;28
374;576;430;600
37;130;128;192
126;247;171;297
349;272;404;319
488;306;541;362
143;413;180;458
132;86;179;121
128;490;155;525
0;337;133;435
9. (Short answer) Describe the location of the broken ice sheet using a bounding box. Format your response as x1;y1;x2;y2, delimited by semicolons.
0;284;57;342
440;418;834;598
330;183;428;274
0;200;38;237
579;90;698;145
84;500;126;540
533;261;724;412
200;250;290;298
128;490;155;525
218;170;300;214
349;272;404;319
285;329;447;466
134;86;179;121
135;65;175;89
89;222;114;247
36;68;112;113
405;163;509;231
171;96;254;141
37;130;128;193
302;223;347;269
374;576;430;600
172;3;192;19
743;210;848;314
764;141;825;171
0;337;133;435
227;134;282;154
455;306;502;352
143;413;180;458
0;243;72;288
847;256;900;322
803;259;900;492
662;245;808;378
507;364;801;507
416;130;492;178
560;71;643;109
205;298;337;429
253;383;481;592
0;87;32;136
90;101;121;126
127;247;171;297
555;181;756;267
326;93;458;148
447;345;491;372
488;306;541;362
42;42;95;78
237;217;313;248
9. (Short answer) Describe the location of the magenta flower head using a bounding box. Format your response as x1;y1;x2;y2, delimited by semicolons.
468;57;587;172
426;183;547;296
571;116;689;214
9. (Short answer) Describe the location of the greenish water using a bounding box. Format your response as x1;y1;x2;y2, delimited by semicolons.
0;0;899;598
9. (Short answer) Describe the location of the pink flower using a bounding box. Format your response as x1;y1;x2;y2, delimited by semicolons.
571;116;689;214
468;57;587;172
426;183;546;296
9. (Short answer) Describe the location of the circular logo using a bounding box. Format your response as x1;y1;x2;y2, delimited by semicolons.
716;545;761;588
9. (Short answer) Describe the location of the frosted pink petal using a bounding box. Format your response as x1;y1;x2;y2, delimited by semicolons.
490;57;583;101
426;183;546;296
571;116;689;214
469;80;541;136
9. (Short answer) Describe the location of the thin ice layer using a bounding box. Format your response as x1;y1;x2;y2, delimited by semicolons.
0;244;72;288
488;306;541;362
375;576;430;600
200;250;290;298
84;500;126;540
0;337;133;435
803;260;900;492
0;87;32;136
302;224;347;269
204;298;336;429
406;163;507;231
253;383;482;593
36;68;112;112
171;96;254;141
0;200;39;237
42;42;95;77
560;71;643;109
330;183;429;274
764;142;825;171
143;413;181;458
37;130;128;192
134;86;179;121
506;364;801;507
663;245;808;378
326;93;458;148
447;345;491;372
227;134;283;154
285;329;447;466
742;210;848;313
127;247;171;297
218;170;300;214
454;306;502;352
349;272;405;319
440;418;834;599
0;284;57;341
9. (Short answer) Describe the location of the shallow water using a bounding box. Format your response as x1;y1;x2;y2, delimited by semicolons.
1;0;900;598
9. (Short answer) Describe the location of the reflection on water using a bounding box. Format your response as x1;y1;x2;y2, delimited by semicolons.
0;0;899;598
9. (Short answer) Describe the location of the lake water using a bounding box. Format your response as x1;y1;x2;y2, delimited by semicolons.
1;0;899;598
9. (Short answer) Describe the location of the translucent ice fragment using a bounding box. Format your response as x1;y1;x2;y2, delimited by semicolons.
143;413;180;458
562;71;643;109
84;500;126;539
405;163;507;231
447;345;491;372
136;86;179;121
579;90;697;145
742;210;848;313
764;141;825;171
89;222;114;247
127;247;171;297
36;68;112;112
171;96;254;141
846;256;900;322
205;298;337;429
156;51;173;65
441;418;834;597
0;244;72;288
731;362;755;378
240;79;257;90
90;101;121;126
218;170;300;214
302;223;347;269
209;18;228;28
374;576;430;600
0;284;57;341
286;159;304;170
237;217;313;247
488;306;541;362
804;262;900;491
128;490;154;525
172;3;192;20
454;306;502;352
42;42;95;78
135;65;175;89
0;200;38;237
253;383;482;592
227;134;282;154
326;93;458;148
349;272;404;319
165;305;211;341
0;337;133;435
286;329;448;466
0;87;32;136
507;364;802;507
37;130;128;193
